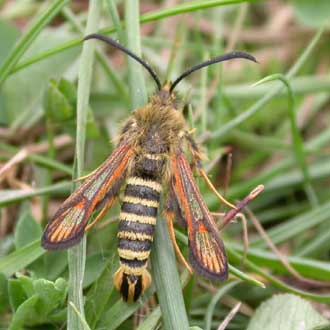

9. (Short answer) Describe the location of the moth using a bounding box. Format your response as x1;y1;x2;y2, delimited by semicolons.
42;34;262;302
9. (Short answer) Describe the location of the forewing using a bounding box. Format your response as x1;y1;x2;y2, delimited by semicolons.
42;141;133;250
171;152;228;281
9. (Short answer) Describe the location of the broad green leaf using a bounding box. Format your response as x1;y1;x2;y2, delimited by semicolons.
43;78;74;121
11;275;34;298
8;295;39;330
14;207;42;249
292;0;330;28
33;278;68;316
44;250;68;280
85;253;118;328
0;273;9;312
1;28;79;127
247;294;328;330
8;278;29;312
0;19;20;125
0;20;20;65
83;252;111;288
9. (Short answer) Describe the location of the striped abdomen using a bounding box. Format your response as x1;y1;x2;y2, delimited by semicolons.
113;170;162;302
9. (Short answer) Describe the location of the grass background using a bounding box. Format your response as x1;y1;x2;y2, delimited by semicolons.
0;0;330;329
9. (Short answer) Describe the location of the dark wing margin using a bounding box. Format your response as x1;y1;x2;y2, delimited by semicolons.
171;151;228;281
41;141;133;250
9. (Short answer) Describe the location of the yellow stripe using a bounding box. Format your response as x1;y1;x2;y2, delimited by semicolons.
126;177;162;192
117;231;153;241
144;153;162;160
118;248;150;260
119;212;156;225
120;264;146;275
123;196;159;208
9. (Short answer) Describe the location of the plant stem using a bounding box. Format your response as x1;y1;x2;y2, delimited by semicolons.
67;1;101;329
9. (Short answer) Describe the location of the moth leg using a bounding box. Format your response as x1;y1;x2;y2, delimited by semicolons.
199;168;237;210
184;133;237;210
164;209;193;274
85;197;116;232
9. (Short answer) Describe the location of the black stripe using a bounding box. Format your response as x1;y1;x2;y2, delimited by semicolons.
121;274;129;301
125;184;160;201
118;239;152;252
121;202;157;217
118;220;155;236
120;273;142;302
133;276;143;301
120;258;147;268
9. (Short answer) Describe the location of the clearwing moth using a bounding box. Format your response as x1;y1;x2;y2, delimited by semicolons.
42;34;262;302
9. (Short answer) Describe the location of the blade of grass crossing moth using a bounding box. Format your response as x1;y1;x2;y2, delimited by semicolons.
151;217;190;330
124;2;190;328
67;2;102;330
136;270;191;330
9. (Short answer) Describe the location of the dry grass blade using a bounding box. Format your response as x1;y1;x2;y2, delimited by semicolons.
245;207;330;289
217;302;242;330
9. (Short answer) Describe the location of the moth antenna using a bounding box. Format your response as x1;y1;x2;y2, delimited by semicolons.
170;51;257;93
84;33;162;91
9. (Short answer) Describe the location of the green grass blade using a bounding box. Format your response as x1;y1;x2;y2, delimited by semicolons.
228;265;265;288
69;302;92;330
0;0;69;85
0;181;71;206
251;200;330;247
11;0;256;75
228;247;330;303
105;0;125;42
96;289;155;330
210;26;324;139
151;219;190;330
253;73;318;206
61;7;129;102
0;240;44;277
67;2;101;329
125;0;147;107
229;245;330;281
204;281;240;330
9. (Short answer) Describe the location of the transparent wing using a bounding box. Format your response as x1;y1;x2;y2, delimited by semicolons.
42;141;133;249
171;151;228;281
